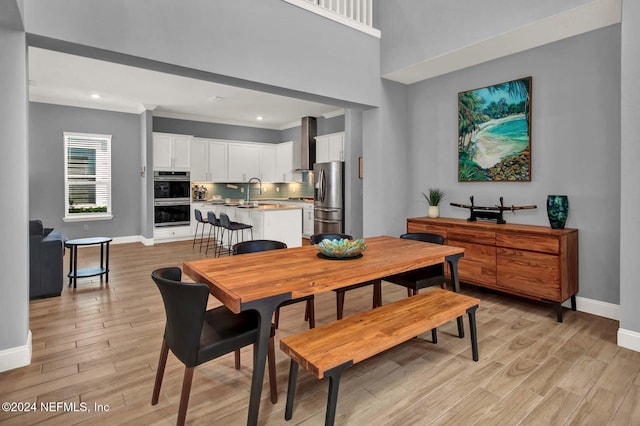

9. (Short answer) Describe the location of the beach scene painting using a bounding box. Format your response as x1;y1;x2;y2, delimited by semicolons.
458;77;532;182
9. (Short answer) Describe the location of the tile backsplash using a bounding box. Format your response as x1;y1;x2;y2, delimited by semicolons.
192;171;314;200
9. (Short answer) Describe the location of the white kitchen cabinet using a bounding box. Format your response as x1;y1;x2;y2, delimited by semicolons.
191;138;228;182
276;141;300;182
153;225;192;241
227;143;261;182
153;133;192;170
315;132;345;163
259;145;278;182
302;204;314;237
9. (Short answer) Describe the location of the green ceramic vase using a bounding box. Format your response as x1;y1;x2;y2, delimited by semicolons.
547;195;569;229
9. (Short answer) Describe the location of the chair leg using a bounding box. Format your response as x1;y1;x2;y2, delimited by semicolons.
407;288;412;298
373;281;382;308
199;222;206;251
234;349;241;370
336;291;345;320
205;224;214;255
274;306;281;329
151;339;169;405
268;335;278;404
192;222;200;248
177;367;194;426
307;299;315;329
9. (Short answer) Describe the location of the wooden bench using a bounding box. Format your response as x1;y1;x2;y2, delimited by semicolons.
279;288;481;426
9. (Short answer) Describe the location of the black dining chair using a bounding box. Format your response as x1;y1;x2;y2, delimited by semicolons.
192;209;208;250
310;233;382;320
233;240;316;329
383;233;448;343
150;267;277;426
384;233;447;297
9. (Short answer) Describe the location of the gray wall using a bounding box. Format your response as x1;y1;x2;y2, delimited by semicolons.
376;0;592;76
140;110;153;239
401;25;621;305
363;79;410;237
344;110;364;238
620;1;640;334
153;117;282;144
23;0;380;109
29;103;142;240
0;9;29;356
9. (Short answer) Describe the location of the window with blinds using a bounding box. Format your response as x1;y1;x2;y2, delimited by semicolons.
63;132;113;221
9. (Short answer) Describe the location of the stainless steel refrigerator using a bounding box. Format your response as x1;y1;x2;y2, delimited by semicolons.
314;161;344;234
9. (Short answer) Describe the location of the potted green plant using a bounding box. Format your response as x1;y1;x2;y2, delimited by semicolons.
422;188;444;218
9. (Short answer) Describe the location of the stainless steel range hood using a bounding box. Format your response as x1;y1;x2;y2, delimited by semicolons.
298;116;317;170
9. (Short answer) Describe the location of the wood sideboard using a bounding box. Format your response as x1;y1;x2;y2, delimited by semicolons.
407;217;579;322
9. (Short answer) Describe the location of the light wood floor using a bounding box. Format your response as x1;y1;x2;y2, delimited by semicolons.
2;240;639;425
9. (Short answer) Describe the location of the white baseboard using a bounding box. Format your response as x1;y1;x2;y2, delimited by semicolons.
0;330;32;373
618;328;640;353
111;235;144;245
563;296;620;320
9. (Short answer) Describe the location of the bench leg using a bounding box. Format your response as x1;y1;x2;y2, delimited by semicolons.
467;305;479;361
284;360;299;421
324;361;353;426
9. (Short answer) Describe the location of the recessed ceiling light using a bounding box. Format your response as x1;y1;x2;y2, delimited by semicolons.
256;116;263;121
207;96;224;103
90;93;101;99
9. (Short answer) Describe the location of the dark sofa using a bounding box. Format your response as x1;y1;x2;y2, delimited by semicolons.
29;220;65;299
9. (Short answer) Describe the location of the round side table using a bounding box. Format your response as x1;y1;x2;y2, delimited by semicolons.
64;237;112;288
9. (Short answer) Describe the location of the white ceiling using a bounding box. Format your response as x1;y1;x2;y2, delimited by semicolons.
28;47;341;130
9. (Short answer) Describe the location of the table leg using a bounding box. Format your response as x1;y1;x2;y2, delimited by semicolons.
324;361;353;426
284;360;299;421
242;293;291;426
73;246;78;288
100;243;104;282
446;252;465;337
466;305;479;361
105;242;110;282
445;252;464;293
67;245;74;287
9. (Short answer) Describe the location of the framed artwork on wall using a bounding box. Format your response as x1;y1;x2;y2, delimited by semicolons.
458;76;532;182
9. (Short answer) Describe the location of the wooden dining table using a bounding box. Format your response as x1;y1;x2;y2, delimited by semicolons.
183;235;464;426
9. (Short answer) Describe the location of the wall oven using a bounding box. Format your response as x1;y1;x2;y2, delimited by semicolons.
154;171;191;227
154;171;190;199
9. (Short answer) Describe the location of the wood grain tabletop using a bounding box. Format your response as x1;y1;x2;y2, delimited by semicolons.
183;235;464;313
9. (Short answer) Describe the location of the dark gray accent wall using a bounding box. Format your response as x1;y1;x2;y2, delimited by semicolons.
23;0;380;108
620;1;640;336
153;117;282;143
280;115;346;143
402;26;621;305
0;20;29;355
29;103;142;240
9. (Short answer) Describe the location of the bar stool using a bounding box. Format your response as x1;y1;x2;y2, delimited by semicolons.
204;211;222;256
192;209;208;251
218;213;253;256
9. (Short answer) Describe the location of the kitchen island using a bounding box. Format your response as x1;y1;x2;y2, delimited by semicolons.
193;201;303;248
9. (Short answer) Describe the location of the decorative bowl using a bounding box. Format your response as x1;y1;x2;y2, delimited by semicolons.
316;238;366;259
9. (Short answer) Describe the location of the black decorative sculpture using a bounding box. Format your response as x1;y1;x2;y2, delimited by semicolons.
450;196;537;224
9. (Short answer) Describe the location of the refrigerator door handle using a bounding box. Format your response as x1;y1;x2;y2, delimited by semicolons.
315;207;340;212
315;218;340;224
319;169;325;203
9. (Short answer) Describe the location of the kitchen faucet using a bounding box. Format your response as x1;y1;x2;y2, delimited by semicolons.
246;177;262;202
